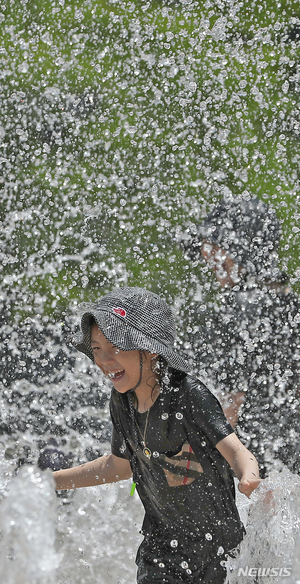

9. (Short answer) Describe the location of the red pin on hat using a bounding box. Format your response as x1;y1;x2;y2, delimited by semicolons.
113;307;126;317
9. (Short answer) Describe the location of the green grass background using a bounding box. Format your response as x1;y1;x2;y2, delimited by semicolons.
1;0;300;331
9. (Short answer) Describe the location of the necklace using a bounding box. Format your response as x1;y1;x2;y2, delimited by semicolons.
136;409;152;459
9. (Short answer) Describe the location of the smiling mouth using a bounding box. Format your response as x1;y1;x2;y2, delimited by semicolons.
107;370;124;380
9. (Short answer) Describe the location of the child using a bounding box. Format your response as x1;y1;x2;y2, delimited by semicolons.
54;286;261;584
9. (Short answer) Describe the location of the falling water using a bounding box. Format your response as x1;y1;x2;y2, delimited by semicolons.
0;455;300;583
55;480;144;584
226;469;300;584
0;455;144;583
1;0;300;582
0;462;59;584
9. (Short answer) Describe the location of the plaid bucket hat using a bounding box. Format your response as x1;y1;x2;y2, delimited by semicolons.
73;287;190;373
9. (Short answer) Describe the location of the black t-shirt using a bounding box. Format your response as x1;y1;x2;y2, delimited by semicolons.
110;374;244;556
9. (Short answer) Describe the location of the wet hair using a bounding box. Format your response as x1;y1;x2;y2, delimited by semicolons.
88;315;103;361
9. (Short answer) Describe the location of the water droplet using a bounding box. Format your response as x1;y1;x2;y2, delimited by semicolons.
205;533;212;540
217;546;224;556
170;539;178;547
159;562;165;568
153;451;159;458
186;569;192;575
181;561;189;569
161;413;168;420
175;412;183;419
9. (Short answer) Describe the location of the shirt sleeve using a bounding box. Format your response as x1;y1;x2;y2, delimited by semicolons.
184;376;234;446
109;393;130;460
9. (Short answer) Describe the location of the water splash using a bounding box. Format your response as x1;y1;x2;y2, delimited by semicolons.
0;458;300;583
56;482;143;584
0;465;59;584
285;531;300;584
225;468;300;584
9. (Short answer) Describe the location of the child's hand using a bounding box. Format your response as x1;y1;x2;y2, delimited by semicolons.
238;477;262;498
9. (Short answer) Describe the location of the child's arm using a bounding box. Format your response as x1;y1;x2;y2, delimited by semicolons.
216;432;261;498
53;454;132;490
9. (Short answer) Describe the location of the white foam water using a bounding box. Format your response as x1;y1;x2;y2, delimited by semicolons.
0;462;59;584
226;468;300;584
0;460;299;584
55;480;143;584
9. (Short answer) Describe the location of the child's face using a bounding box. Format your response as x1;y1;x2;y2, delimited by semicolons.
90;324;156;394
201;241;241;288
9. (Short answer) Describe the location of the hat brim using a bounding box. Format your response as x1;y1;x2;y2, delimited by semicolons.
73;309;190;374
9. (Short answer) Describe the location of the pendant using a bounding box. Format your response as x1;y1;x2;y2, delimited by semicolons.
143;446;152;459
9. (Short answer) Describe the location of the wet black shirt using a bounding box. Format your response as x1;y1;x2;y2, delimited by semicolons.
110;374;244;556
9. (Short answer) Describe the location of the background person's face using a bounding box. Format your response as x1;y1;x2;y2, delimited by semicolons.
201;242;240;288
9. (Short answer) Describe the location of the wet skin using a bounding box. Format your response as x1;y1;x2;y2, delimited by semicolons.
201;241;241;288
90;324;159;412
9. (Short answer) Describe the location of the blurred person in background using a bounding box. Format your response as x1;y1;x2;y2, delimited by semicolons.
182;195;300;478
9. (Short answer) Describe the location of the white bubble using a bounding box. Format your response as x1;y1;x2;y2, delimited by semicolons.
188;81;197;92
